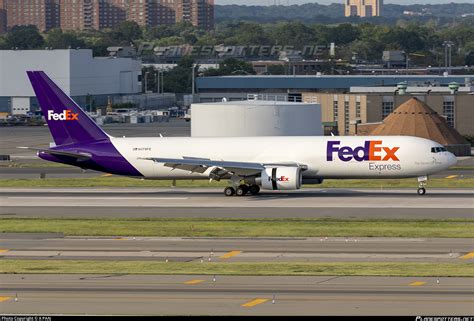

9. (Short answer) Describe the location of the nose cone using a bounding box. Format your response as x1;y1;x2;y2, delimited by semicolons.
447;152;457;167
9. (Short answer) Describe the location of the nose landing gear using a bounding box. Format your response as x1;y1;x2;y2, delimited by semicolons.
417;176;428;195
417;187;426;195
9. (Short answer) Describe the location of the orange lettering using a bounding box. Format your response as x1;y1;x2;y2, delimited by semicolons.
382;147;400;161
369;140;382;161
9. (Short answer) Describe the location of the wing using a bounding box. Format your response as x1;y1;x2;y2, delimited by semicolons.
139;156;307;181
18;147;92;161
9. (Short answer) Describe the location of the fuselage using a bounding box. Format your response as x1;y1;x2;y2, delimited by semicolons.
43;135;457;180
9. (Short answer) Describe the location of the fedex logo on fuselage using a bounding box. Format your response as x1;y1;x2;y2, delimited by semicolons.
47;110;78;121
327;140;400;162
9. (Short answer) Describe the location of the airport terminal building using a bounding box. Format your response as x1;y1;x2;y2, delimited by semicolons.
0;49;173;115
196;75;474;136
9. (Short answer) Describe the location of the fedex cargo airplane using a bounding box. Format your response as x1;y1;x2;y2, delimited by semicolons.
23;71;457;196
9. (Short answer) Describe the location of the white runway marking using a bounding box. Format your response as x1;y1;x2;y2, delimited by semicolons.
7;197;189;200
2;197;471;208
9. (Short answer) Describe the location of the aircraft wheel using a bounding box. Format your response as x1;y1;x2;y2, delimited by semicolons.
417;187;426;195
224;186;235;197
249;185;260;195
236;185;248;196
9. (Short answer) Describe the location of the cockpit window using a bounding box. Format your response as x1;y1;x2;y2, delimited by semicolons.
431;147;447;153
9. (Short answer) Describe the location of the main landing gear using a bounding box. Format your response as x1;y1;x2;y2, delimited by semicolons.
224;184;260;197
417;176;428;195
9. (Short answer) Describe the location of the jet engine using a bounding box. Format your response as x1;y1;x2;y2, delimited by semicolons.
260;167;302;190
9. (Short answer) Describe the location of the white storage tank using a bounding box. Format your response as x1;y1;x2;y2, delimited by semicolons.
191;100;322;137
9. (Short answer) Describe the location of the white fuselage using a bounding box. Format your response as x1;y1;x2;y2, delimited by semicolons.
111;135;457;180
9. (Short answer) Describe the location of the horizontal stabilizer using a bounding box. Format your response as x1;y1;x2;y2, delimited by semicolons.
17;147;91;161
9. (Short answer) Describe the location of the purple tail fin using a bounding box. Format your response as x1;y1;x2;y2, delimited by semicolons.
27;71;109;146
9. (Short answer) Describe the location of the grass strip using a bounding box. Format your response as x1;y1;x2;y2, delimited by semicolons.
1;260;472;277
1;218;473;238
0;177;473;188
0;162;72;168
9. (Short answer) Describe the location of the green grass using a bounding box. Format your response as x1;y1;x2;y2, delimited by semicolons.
0;161;72;168
1;218;473;238
449;166;474;170
0;177;473;188
1;260;472;277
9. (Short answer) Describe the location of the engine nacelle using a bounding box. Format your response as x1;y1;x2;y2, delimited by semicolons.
260;167;302;190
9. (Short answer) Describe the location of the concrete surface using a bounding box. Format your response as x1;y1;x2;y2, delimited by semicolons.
1;274;472;315
1;188;472;219
1;235;473;263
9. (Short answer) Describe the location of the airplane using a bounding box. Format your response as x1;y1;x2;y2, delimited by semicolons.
22;71;457;196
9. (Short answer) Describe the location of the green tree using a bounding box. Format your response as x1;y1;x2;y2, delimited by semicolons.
266;64;286;75
145;25;175;40
270;22;316;49
163;56;198;93
466;51;474;66
46;28;86;49
329;24;361;45
80;30;114;56
5;25;44;49
156;36;185;46
226;22;269;46
109;21;142;44
203;58;255;76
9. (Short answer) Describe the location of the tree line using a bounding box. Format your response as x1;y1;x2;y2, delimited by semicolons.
1;19;472;65
1;18;473;94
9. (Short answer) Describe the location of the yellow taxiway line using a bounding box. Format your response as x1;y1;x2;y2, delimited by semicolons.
460;252;474;259
184;279;205;285
220;251;242;259
241;298;269;307
409;281;426;286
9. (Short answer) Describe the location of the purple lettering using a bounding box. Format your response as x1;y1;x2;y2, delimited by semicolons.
338;146;353;162
364;141;371;161
326;141;340;161
353;145;366;162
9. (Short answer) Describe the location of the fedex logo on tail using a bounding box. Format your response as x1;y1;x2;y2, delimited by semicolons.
47;110;78;121
327;140;400;162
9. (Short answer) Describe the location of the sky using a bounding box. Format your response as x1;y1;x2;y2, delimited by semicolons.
215;0;473;5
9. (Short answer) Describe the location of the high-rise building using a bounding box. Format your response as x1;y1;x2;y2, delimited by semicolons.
60;0;126;31
154;0;178;26
176;0;214;30
0;0;7;34
345;0;382;17
5;0;60;31
2;0;214;32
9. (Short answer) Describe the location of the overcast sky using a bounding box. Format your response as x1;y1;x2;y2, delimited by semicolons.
215;0;473;5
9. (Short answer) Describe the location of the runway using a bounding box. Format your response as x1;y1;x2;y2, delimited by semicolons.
2;234;473;263
1;274;472;315
1;188;473;219
1;188;473;316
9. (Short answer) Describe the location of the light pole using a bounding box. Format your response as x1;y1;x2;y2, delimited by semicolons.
191;64;195;95
144;71;149;93
443;41;454;74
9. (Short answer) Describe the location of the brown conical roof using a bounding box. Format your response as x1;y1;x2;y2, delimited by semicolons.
370;97;468;145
